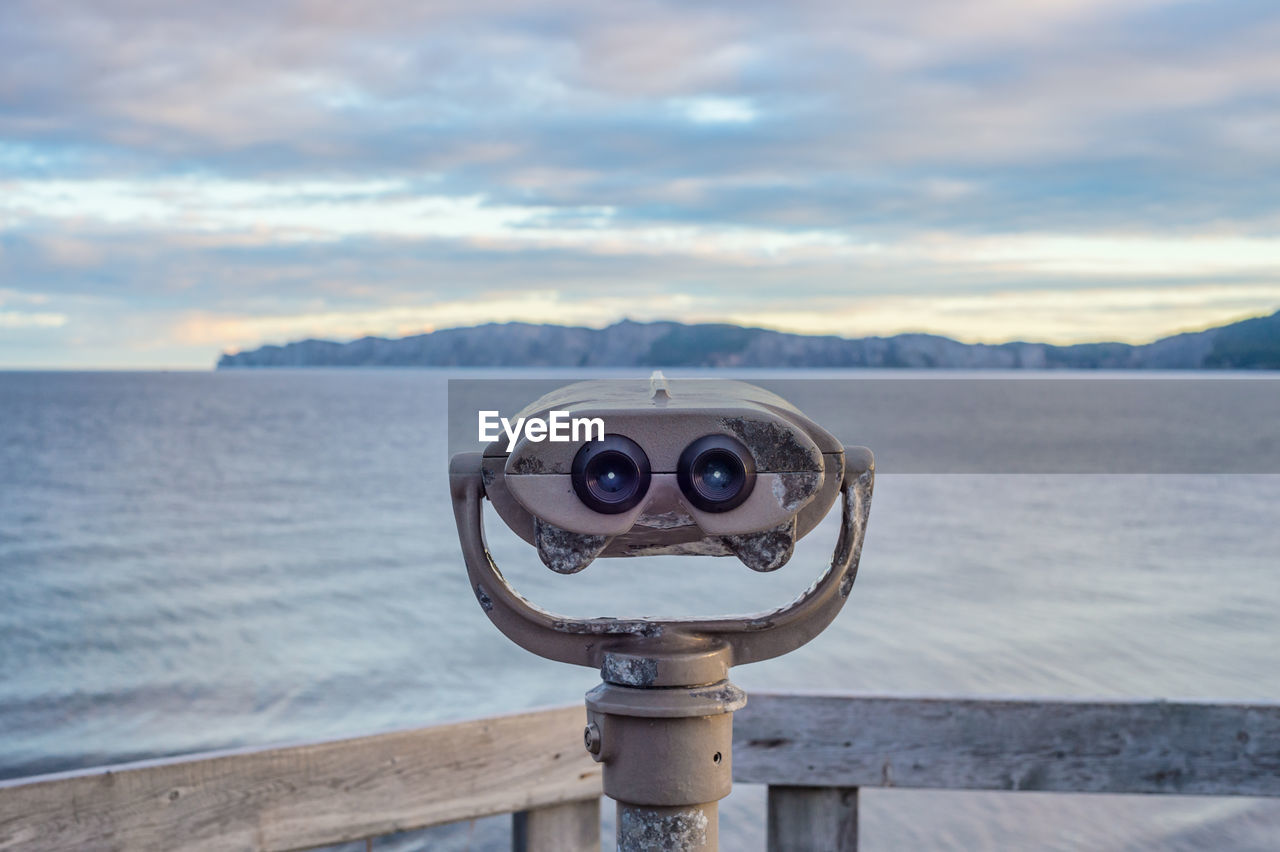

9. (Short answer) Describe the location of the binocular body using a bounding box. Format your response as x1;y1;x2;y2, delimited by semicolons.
451;375;875;851
479;377;848;573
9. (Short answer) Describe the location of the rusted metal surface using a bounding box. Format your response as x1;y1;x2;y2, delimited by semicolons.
600;647;735;690
618;803;717;851
533;518;608;574
720;415;823;472
772;471;822;513
721;519;796;573
473;582;494;612
602;654;660;688
837;464;873;598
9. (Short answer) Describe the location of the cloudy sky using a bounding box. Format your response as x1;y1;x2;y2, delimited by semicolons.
2;0;1279;367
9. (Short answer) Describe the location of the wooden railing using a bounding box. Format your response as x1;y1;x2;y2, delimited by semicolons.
2;694;1277;851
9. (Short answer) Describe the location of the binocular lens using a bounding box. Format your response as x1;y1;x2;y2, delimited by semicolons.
572;435;651;514
698;453;741;494
678;435;756;512
592;457;633;494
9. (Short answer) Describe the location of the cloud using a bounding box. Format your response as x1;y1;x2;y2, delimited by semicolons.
2;0;1280;366
722;282;1280;344
913;233;1280;279
7;176;1280;282
0;311;67;328
669;97;759;125
174;289;704;350
0;176;861;261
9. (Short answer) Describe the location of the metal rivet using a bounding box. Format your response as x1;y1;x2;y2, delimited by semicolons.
712;752;722;765
584;723;602;755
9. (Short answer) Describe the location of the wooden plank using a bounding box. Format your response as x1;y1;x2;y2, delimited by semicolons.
5;694;1278;852
766;786;858;852
0;705;601;852
735;694;1280;796
513;798;600;852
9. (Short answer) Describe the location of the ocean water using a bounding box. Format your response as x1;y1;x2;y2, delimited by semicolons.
1;369;1278;850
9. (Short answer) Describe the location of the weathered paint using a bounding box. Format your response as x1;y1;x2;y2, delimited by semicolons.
509;455;551;475
720;519;796;572
551;619;663;638
618;804;711;851
771;471;822;512
603;656;660;688
838;469;874;598
622;539;734;558
720;416;822;472
634;510;697;530
690;683;749;706
534;518;610;574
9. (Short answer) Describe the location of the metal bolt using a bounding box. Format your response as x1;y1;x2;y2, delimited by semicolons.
584;723;602;755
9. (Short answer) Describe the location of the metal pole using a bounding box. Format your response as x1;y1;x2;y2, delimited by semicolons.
583;656;746;852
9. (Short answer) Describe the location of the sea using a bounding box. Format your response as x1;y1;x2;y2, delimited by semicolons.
1;369;1278;851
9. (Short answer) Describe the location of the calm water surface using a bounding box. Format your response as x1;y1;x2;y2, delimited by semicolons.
1;370;1278;850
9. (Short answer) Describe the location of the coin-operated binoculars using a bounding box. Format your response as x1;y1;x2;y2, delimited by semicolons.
450;375;873;851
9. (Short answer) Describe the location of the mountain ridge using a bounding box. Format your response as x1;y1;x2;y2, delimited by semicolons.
216;310;1280;369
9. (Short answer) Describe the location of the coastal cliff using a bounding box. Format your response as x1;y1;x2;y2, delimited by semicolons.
217;310;1280;369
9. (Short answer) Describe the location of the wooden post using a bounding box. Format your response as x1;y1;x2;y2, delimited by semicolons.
513;798;600;852
766;785;858;852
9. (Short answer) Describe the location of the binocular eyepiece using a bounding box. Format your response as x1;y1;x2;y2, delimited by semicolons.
570;434;652;514
675;433;756;513
571;433;756;515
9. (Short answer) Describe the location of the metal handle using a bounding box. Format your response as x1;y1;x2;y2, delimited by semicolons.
449;449;873;684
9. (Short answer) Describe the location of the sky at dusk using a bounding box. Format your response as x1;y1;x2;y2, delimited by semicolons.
2;0;1280;367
